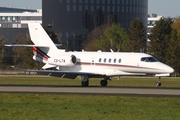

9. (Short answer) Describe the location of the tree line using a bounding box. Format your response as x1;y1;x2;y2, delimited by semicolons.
84;17;180;76
1;17;180;76
85;18;147;52
0;27;61;70
149;17;180;76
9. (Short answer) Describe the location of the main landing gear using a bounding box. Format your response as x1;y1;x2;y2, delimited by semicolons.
100;80;108;86
156;77;161;87
81;76;110;87
100;77;111;86
81;75;89;87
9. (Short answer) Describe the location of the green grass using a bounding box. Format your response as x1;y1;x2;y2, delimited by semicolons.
0;76;180;119
0;94;180;120
0;76;180;87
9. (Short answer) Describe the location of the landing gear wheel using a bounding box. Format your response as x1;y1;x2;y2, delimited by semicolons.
81;81;89;87
100;80;108;86
156;82;161;87
156;77;161;87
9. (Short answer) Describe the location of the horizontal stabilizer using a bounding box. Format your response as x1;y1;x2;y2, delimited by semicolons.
5;44;49;48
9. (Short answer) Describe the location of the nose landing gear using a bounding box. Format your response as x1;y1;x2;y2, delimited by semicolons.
81;75;89;87
156;77;161;87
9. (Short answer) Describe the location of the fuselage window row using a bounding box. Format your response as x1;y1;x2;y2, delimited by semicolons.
98;58;121;64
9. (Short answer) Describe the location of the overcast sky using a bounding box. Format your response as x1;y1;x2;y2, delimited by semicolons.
0;0;180;17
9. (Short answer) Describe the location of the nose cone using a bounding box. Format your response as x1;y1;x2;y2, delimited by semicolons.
160;63;174;73
167;66;174;73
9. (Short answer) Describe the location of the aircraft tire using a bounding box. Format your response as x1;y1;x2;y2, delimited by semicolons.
156;82;161;87
100;80;108;86
81;81;89;87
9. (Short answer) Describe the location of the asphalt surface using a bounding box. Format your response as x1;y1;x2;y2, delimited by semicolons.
0;85;180;97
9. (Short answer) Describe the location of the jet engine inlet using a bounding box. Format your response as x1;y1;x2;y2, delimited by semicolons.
71;55;77;64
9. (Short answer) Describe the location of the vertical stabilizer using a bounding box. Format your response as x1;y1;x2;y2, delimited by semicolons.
28;23;58;55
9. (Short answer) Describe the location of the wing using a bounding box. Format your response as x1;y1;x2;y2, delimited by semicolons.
11;66;105;79
11;66;146;79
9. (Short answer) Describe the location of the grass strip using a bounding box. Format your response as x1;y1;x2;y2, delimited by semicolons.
0;76;180;87
0;94;180;120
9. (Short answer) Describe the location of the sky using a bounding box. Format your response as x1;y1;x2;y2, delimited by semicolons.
148;0;180;17
0;0;180;17
0;0;42;10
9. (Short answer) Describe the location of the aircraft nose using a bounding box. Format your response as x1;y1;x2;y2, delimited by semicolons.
166;66;174;73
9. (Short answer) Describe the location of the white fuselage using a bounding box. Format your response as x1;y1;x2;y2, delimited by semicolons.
6;23;174;86
45;50;174;77
27;23;174;77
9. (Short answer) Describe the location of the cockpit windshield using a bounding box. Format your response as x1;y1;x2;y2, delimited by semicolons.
141;57;159;62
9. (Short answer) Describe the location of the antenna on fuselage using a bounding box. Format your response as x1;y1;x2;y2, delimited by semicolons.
110;49;114;52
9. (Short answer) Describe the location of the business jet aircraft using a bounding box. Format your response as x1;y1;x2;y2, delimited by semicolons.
6;23;174;87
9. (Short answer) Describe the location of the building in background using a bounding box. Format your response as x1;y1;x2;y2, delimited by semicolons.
42;0;148;50
147;13;163;42
0;7;42;43
0;6;37;13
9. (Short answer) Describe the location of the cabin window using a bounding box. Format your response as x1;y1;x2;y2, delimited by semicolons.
109;59;111;63
104;58;106;63
114;59;116;63
141;57;159;62
99;58;102;63
119;59;121;63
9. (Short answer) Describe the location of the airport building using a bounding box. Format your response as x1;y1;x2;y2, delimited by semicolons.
0;6;37;13
147;14;163;42
0;7;42;43
42;0;148;50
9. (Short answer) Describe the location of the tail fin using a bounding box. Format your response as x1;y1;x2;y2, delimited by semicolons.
28;23;58;56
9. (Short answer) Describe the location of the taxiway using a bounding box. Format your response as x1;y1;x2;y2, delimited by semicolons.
0;85;180;97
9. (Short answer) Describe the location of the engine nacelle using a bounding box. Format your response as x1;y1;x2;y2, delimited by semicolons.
33;55;44;62
47;55;77;66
